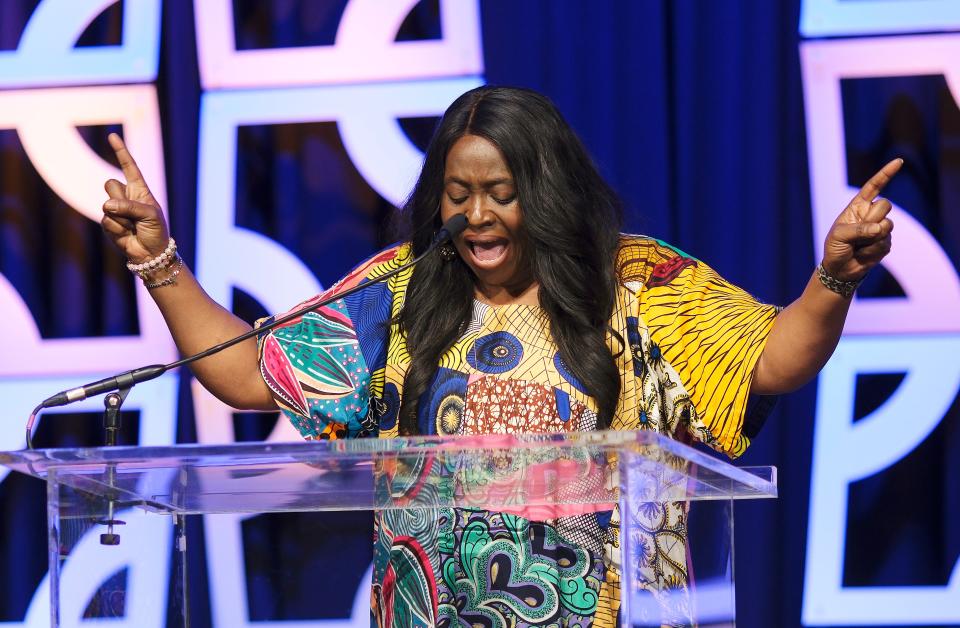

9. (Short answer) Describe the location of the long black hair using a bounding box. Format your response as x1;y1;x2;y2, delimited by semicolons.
395;86;624;434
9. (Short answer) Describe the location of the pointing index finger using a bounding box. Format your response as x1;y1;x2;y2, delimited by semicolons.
107;132;147;186
857;158;903;204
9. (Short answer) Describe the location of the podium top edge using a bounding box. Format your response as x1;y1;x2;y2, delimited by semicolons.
0;430;777;499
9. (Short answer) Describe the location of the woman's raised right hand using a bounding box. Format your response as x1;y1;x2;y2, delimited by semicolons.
100;133;170;264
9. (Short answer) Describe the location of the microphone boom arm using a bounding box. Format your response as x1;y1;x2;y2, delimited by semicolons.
24;214;468;449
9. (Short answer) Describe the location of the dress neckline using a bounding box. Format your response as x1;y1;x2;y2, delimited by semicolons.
472;298;540;310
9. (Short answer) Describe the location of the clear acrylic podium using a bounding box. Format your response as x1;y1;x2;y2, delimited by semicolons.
0;430;776;627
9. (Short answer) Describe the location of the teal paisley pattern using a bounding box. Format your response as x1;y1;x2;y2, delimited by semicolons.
436;510;604;627
374;455;603;627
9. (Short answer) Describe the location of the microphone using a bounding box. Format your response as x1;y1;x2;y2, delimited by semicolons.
432;213;467;246
39;365;167;409
26;214;468;448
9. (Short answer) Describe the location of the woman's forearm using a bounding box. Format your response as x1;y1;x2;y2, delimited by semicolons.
146;264;276;411
751;271;851;394
752;158;902;395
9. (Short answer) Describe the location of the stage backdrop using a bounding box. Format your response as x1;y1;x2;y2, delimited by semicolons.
0;1;958;626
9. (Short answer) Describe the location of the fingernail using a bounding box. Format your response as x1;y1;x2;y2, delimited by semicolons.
104;200;118;211
869;224;881;235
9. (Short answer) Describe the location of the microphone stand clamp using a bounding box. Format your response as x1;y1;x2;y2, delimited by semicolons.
97;384;131;545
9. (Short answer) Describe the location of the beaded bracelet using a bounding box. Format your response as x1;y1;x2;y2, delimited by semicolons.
143;256;184;289
135;253;179;281
816;263;861;298
127;238;177;276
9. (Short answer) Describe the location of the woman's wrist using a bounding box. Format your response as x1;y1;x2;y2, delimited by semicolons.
127;237;176;276
142;255;184;289
816;262;862;298
125;237;184;288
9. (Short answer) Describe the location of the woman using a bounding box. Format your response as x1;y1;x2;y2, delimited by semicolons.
102;86;898;626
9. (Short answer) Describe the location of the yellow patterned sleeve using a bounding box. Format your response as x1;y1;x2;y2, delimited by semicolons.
620;236;779;458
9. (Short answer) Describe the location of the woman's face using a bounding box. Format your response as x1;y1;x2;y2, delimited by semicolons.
439;134;533;301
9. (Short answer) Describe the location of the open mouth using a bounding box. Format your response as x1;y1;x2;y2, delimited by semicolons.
466;238;509;265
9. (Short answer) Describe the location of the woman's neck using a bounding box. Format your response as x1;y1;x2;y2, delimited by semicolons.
474;280;540;307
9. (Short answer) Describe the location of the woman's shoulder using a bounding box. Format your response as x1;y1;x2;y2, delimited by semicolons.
257;242;411;326
345;241;413;280
615;233;701;290
326;241;413;295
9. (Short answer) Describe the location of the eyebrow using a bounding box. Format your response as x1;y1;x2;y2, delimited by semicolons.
444;176;514;188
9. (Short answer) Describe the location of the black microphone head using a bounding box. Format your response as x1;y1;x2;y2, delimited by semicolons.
438;213;468;241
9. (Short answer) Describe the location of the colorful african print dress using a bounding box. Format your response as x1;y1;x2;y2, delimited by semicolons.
256;235;778;627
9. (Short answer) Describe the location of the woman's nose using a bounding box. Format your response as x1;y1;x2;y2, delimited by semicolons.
464;197;494;226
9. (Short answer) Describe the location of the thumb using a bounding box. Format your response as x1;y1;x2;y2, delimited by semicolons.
104;178;126;200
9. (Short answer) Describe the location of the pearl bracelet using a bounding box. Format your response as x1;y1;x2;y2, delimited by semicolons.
127;238;177;275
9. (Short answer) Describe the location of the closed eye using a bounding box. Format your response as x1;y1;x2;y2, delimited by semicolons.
448;195;468;205
494;196;516;206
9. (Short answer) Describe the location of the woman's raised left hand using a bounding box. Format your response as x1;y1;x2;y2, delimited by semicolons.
821;158;903;282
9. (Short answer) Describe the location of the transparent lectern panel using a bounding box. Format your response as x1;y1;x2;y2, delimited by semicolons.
46;471;182;628
619;447;741;626
621;496;737;626
0;430;775;627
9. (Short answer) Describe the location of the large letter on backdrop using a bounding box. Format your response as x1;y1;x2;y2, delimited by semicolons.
801;18;960;627
0;2;177;627
0;0;159;88
801;0;960;38
190;2;485;625
194;0;482;89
